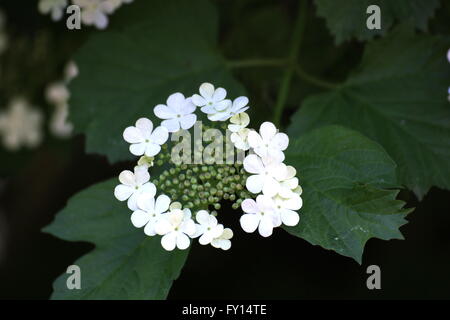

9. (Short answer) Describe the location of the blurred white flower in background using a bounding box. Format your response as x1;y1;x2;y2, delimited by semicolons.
72;0;134;29
0;98;43;151
38;0;68;21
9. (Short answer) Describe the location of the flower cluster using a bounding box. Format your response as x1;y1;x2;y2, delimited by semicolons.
38;0;134;29
114;82;302;251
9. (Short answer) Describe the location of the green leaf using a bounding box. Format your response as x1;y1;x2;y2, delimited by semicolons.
69;0;244;162
43;179;189;300
289;29;450;199
315;0;440;43
285;125;410;263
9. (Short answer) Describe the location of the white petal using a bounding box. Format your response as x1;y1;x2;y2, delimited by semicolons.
259;122;277;141
127;193;139;211
94;12;108;29
129;143;146;156
150;126;169;145
179;114;196;130
272;132;289;151
135;118;153;134
114;184;133;201
195;210;210;226
285;195;303;210
214;100;231;111
199;83;214;99
161;118;180;132
246;174;264;194
181;99;196;115
221;228;233;240
241;198;259;214
200;105;217;114
281;209;300;226
176;233;191;250
262;178;280;197
191;94;207;106
118;170;135;186
240;214;260;233
134;167;150;185
182;219;197;236
247;131;263;149
139;183;156;198
199;233;213;245
131;210;151;228
211;224;224;238
123;126;143;144
143;221;157;236
258;218;274;237
220;240;231;250
161;232;177;251
154;195;171;214
144;143;161;157
166;93;186;109
213;87;227;102
233;96;249;111
154;104;175;119
243;154;264;174
137;194;155;212
155;218;173;235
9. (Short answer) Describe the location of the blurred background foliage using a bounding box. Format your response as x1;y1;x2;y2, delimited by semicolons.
0;0;449;299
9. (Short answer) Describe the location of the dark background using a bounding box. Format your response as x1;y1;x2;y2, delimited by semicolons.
0;0;449;299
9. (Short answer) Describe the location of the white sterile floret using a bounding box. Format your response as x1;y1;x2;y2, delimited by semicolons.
209;96;249;122
228;112;250;133
230;128;250;151
243;154;287;197
38;0;68;21
240;195;280;237
123;117;169;157
272;195;302;227
114;166;156;210
193;210;224;245
64;61;79;83
46;82;69;106
155;208;197;251
192;82;230;114
248;121;289;162
131;194;171;236
154;93;197;132
211;228;233;250
277;165;299;198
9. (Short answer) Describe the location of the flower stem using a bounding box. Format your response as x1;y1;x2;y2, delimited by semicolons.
294;65;338;89
273;0;308;127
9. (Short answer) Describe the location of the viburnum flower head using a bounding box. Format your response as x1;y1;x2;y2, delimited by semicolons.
123;117;168;157
244;154;287;197
248;121;289;162
192;83;230;115
154;93;197;132
193;210;224;245
113;166;156;210
211;228;233;250
131;194;171;236
155;209;197;251
240;195;281;237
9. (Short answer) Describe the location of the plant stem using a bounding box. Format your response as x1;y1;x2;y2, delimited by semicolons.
273;0;307;126
227;58;286;69
294;65;337;89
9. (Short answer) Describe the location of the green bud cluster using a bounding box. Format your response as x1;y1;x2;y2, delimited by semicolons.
154;162;251;213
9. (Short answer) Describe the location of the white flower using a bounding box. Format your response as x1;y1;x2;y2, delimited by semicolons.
243;154;287;197
0;98;43;151
131;194;171;236
240;195;280;237
113;166;156;210
192;83;230;115
123;118;169;157
38;0;68;21
248;122;288;162
155;208;197;251
208;96;249;122
230;128;250;151
154;93;197;132
64;61;78;83
46;82;69;106
49;103;73;138
211;228;233;250
272;194;302;227
228;112;250;133
193;210;224;245
73;0;111;29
